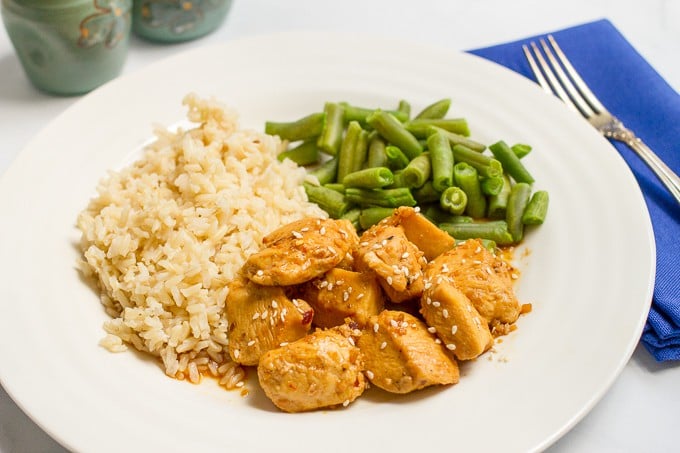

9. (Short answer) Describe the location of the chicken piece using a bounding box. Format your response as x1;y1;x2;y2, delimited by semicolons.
226;275;314;366
243;217;357;286
424;239;521;325
382;206;455;261
257;324;366;412
300;268;384;328
355;224;426;303
420;280;493;361
358;310;459;393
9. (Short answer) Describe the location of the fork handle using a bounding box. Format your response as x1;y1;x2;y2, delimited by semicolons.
621;134;680;204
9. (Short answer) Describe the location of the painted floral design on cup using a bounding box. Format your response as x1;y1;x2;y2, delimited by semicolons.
139;0;223;34
78;0;131;48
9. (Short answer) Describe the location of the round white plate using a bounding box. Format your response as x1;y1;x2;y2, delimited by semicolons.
0;32;654;453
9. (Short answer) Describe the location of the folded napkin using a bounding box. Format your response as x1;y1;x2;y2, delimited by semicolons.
468;19;680;361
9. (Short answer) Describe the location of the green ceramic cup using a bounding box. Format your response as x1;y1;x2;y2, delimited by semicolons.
132;0;232;43
1;0;132;95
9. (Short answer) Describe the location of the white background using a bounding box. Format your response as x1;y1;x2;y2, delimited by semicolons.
1;1;679;451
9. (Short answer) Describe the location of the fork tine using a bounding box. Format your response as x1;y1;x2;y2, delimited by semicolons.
522;44;552;95
547;35;606;113
538;38;595;117
526;42;579;114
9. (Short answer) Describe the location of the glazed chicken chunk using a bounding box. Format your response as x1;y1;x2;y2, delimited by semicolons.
355;224;426;303
300;268;384;328
226;275;314;366
424;239;521;325
243;217;358;286
382;206;456;261
257;324;366;413
420;281;493;361
357;310;459;393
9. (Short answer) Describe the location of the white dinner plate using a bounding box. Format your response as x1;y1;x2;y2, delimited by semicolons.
0;32;654;453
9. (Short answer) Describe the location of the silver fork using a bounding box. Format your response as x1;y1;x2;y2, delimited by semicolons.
523;35;680;204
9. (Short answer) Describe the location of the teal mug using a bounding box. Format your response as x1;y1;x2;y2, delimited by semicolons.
1;0;132;95
132;0;232;43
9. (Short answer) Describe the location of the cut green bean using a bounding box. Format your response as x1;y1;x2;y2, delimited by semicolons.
367;110;423;159
366;136;388;168
480;175;504;196
414;98;451;120
341;208;361;230
489;140;535;184
385;145;410;170
342;167;394;189
487;175;511;219
429;126;486;152
303;183;351;218
401;152;431;188
424;205;472;224
440;186;468;215
265;112;326;141
353;129;370;172
277;140;320;166
452;144;503;178
344;187;416;208
511;143;532;159
412;181;441;204
388;170;409;189
439;220;514;246
359;207;395;229
340;103;409;124
317;103;345;155
337;121;363;182
522;190;549;225
397;100;411;119
324;183;345;193
308;157;338;185
405;118;470;138
506;182;532;242
427;131;454;192
453;162;486;219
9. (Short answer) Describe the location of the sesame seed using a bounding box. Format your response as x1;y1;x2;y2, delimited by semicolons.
366;370;375;379
414;206;421;212
372;243;382;250
292;231;303;239
380;342;387;350
432;301;440;307
247;340;256;347
233;349;240;359
386;276;393;285
279;342;289;347
347;287;353;294
442;264;449;273
373;323;379;333
434;338;442;344
281;308;287;321
451;325;458;335
475;246;481;254
401;252;410;259
402;267;410;277
256;270;264;276
319;280;328;288
327;246;336;255
400;321;409;328
327;283;334;291
235;381;245;388
271;300;278;308
336;280;345;286
360;241;369;247
485;267;493;275
442;309;449;318
424;281;432;290
473;260;482;265
342;399;350;407
261;310;268;319
292;299;300;307
466;305;472;312
427;326;436;333
511;273;519;279
301;227;309;232
347;337;355;346
252;313;260;320
381;239;388;246
320;226;326;235
357;293;365;299
390;319;399;328
343;291;349;302
446;343;456;350
426;297;432;305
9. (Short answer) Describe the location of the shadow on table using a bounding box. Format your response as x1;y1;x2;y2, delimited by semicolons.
631;342;680;373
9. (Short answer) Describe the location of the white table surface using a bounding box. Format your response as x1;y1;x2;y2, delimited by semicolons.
1;1;679;451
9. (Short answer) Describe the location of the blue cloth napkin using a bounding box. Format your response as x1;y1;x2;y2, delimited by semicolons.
468;19;680;361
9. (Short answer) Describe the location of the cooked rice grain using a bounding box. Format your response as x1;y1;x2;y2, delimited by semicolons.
77;94;326;387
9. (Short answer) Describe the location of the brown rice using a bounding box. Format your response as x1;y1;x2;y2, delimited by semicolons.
77;94;326;387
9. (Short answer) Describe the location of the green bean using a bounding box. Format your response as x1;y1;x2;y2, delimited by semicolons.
506;182;532;242
359;207;395;229
401;153;431;188
309;157;338;185
388;170;409;189
480;175;504;196
440;186;468;215
324;183;345;193
366;136;388;168
427;131;454;192
341;208;361;230
511;143;532;159
522;190;549;225
439;220;514;246
337;121;363;182
317;102;345;155
342;167;394;189
265;112;326;141
354;129;370;172
405;118;470;138
414;98;451;120
487;175;511;219
453;162;486;219
340;103;409;124
366;110;423;159
303;183;351;218
277;140;320;166
397;99;411;119
429;126;486;152
452;144;503;178
385;145;410;170
423;205;472;224
412;181;441;204
344;187;416;208
489;140;535;184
